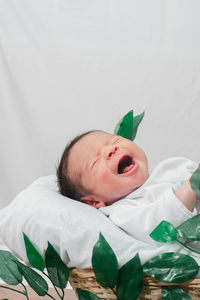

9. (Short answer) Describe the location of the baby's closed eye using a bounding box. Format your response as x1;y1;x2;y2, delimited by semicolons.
92;158;100;169
112;137;121;145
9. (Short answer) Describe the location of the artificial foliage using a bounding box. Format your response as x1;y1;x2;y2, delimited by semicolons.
1;110;200;299
161;286;193;300
114;109;144;140
92;233;118;289
143;252;199;283
190;164;200;197
115;253;143;300
23;233;45;272
1;226;200;299
0;235;69;300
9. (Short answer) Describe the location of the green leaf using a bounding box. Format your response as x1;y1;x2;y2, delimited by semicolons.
116;253;143;300
143;252;199;283
114;110;144;141
0;251;22;285
15;261;48;296
23;233;45;272
77;289;99;300
130;111;145;141
162;286;192;299
114;110;134;139
177;214;200;241
92;233;118;289
190;164;200;197
150;221;178;243
45;242;69;289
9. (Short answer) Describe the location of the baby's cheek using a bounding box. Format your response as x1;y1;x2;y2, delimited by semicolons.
100;169;113;181
99;170;119;189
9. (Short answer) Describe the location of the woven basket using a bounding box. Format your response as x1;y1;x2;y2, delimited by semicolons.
69;268;200;300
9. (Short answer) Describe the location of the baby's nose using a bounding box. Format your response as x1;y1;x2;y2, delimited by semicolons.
104;146;118;159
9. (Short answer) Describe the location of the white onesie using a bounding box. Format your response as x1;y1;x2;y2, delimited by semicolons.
99;157;200;246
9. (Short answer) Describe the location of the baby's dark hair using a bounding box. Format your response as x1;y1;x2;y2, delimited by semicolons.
57;130;95;201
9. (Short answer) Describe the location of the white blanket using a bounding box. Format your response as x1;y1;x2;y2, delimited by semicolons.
0;174;200;272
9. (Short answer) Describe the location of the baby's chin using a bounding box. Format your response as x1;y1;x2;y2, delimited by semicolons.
106;178;149;205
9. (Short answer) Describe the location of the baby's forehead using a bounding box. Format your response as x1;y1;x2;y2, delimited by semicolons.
77;130;113;146
69;131;113;163
69;130;112;157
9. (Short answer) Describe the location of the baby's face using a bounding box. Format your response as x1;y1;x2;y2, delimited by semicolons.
68;131;149;207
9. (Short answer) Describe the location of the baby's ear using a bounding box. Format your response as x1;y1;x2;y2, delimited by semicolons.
94;201;106;208
80;196;106;208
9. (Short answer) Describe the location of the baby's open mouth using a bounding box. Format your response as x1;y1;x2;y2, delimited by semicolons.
118;155;135;174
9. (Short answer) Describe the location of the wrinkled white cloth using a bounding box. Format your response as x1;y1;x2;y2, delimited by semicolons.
1;161;200;271
100;157;200;246
0;175;185;269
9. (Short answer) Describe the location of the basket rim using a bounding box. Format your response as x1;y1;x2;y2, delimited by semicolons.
69;267;200;287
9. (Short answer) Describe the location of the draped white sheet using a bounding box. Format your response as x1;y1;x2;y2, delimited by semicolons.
1;0;200;208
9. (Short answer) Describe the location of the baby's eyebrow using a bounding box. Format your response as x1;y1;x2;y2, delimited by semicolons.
112;137;120;144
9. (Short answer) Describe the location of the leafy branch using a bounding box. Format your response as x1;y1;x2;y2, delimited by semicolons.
0;233;69;300
90;232;199;300
0;218;200;299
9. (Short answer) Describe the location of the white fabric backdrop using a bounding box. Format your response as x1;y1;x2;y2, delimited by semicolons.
1;0;200;208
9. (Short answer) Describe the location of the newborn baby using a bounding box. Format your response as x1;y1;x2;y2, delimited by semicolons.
57;130;198;245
